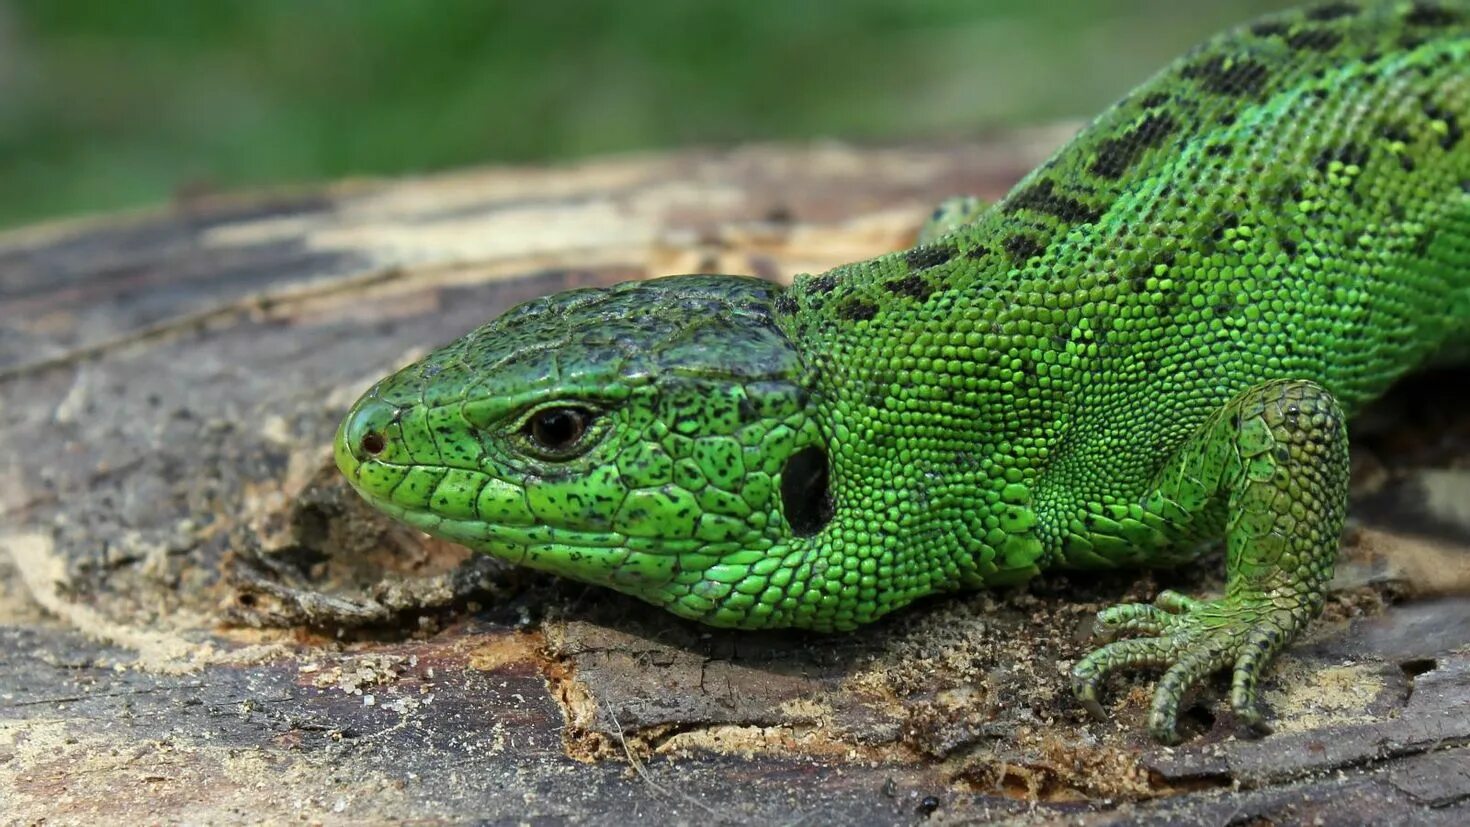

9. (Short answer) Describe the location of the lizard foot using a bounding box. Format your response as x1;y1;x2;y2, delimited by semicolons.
1069;379;1349;743
1070;589;1297;744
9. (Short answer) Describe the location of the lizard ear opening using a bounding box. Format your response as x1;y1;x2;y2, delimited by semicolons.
781;446;834;536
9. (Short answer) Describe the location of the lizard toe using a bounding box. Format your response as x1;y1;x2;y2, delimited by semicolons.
1070;636;1180;721
1096;600;1183;640
1076;593;1303;742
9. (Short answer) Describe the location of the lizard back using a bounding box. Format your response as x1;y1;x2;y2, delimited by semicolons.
781;0;1470;520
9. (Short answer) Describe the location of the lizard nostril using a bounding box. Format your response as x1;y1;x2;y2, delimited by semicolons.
340;397;400;465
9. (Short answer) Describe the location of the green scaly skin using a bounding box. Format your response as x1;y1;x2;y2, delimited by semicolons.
336;0;1470;743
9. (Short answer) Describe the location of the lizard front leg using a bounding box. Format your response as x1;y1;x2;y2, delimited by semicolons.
1071;379;1349;743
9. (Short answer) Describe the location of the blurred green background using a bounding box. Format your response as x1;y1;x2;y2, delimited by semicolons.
0;0;1299;230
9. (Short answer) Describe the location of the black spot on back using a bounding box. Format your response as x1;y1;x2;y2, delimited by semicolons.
839;299;878;322
1003;234;1045;262
1287;28;1343;51
1423;102;1463;149
1211;211;1240;242
886;274;935;301
905;244;957;270
774;293;798;315
781;446;833;537
1129;250;1176;294
1004;179;1105;224
1182;55;1271;97
1090;113;1179;179
1400;32;1430;49
1251;21;1290;37
1140;92;1170;108
1380;123;1414;144
809;274;838;294
1406;2;1460;27
1307;2;1358;20
1314;143;1370;173
1413;228;1438;256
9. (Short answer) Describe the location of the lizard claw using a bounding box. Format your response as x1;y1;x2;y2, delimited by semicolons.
1071;592;1298;743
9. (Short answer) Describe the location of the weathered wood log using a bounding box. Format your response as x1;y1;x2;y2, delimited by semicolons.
2;133;1468;824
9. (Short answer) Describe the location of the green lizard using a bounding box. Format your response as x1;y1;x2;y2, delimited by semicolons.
334;0;1470;743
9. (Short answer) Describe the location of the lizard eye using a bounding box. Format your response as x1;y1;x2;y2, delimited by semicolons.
523;406;596;459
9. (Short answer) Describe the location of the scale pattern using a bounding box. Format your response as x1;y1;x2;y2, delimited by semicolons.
337;1;1470;741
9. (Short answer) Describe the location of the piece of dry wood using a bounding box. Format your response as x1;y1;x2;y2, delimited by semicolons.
2;133;1468;824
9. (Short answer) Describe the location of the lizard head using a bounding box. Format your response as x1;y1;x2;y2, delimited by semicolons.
335;275;834;627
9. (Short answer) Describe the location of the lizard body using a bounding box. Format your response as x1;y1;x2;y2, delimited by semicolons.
336;0;1470;741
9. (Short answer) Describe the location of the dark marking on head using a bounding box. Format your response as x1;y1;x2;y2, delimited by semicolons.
1251;21;1289;37
839;299;878;322
1307;2;1358;20
1090;113;1179;179
774;293;798;315
1205;143;1233;158
1182;55;1270;97
737;396;760;422
965;246;991;261
781;446;833;536
1287;28;1343;51
1003;234;1045;262
905;244;957;271
1004;179;1104;223
886;274;936;301
1406;2;1460;26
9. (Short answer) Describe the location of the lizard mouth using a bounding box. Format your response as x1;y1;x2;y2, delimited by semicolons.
346;475;702;555
336;445;705;594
